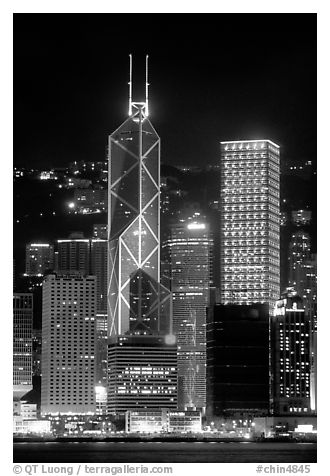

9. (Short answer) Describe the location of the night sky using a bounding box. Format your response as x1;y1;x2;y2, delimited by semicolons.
14;13;316;168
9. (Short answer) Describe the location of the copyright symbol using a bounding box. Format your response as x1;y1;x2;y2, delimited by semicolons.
13;466;22;474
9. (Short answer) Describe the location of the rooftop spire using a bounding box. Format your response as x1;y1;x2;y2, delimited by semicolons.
128;54;150;117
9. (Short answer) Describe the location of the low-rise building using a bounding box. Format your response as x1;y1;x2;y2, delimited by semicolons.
125;409;202;433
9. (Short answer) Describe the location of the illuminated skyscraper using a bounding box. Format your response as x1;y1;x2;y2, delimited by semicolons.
13;293;33;400
41;274;96;415
287;234;317;413
107;55;171;337
272;291;311;415
219;140;280;314
107;56;175;411
165;213;212;411
288;232;317;325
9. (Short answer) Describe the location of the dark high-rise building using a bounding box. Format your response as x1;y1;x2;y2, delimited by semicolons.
107;335;177;413
219;140;280;314
206;303;270;418
272;291;312;415
41;274;96;415
57;234;90;276
165;213;212;411
13;293;33;400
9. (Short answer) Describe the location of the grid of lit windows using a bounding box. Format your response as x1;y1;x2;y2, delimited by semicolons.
107;336;177;412
13;294;33;397
220;140;280;313
272;296;311;414
41;274;96;415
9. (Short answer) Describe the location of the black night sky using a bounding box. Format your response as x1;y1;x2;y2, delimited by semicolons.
14;13;316;169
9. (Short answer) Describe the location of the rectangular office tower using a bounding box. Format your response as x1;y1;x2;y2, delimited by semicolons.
41;274;96;415
206;303;270;418
272;292;311;415
166;215;212;411
13;293;33;400
219;140;280;314
107;335;177;413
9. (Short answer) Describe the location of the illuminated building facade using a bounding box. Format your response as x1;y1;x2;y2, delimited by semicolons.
41;274;96;415
107;335;177;413
57;236;107;313
32;329;42;376
25;243;54;276
287;234;316;410
206;303;270;417
125;409;167;433
95;385;107;415
13;293;33;400
125;408;201;433
107;56;175;413
166;214;212;411
288;231;312;299
107;55;171;338
95;311;108;385
90;239;108;312
219;140;280;313
272;292;311;415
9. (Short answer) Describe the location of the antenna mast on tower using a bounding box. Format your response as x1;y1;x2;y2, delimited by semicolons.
128;54;150;117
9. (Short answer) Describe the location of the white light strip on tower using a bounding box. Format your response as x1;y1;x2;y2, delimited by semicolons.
128;54;132;116
57;239;90;243
220;139;280;148
187;223;206;230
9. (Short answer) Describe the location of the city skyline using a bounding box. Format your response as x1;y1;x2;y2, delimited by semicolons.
12;11;318;464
